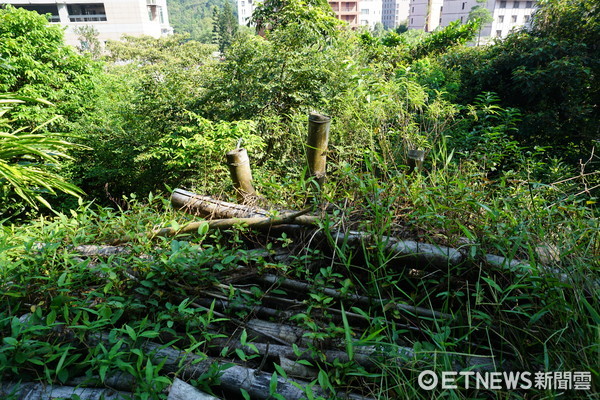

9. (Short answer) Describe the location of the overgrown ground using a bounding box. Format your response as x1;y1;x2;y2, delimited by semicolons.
1;150;598;398
1;1;599;398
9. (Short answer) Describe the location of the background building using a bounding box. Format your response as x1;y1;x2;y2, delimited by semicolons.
328;0;360;27
382;0;410;29
408;0;536;40
237;0;373;29
237;0;253;26
359;0;382;28
4;0;173;47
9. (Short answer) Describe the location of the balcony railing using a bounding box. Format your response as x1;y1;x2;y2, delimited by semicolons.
69;14;107;22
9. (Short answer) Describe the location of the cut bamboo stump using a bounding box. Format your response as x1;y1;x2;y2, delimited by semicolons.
226;148;257;205
407;149;425;173
306;112;331;188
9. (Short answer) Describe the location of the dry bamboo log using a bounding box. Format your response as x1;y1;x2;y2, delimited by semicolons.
168;378;221;400
153;209;319;238
259;273;453;320
0;383;131;400
279;356;318;379
87;334;367;400
330;230;464;270
194;296;296;320
247;319;308;346
306;112;331;188
484;254;575;284
214;336;495;372
211;337;382;370
226;148;257;205
67;372;135;392
75;245;131;256
171;189;268;218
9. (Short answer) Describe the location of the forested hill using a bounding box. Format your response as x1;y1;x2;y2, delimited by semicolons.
167;0;237;42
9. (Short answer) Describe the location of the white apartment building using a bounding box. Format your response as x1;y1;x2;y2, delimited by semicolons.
407;0;442;31
4;0;173;47
359;0;382;28
408;0;536;40
237;0;254;26
382;0;411;29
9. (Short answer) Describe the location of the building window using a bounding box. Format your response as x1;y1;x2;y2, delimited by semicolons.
460;16;464;23
513;1;519;8
496;30;502;37
462;2;466;10
498;15;504;22
500;0;507;7
159;7;165;23
526;1;533;7
511;15;517;22
67;4;107;22
412;6;415;12
148;5;157;20
411;18;413;24
524;14;530;22
13;5;60;22
361;9;369;14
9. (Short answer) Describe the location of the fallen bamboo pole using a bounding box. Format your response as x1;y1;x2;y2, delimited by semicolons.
0;383;131;400
67;372;135;392
171;189;268;218
152;209;318;238
259;273;453;320
87;334;370;400
329;230;464;270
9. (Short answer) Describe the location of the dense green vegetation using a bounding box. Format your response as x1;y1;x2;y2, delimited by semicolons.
167;0;237;42
0;1;598;399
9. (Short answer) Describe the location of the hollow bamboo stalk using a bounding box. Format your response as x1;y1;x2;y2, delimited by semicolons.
306;112;331;188
226;148;257;204
407;149;425;173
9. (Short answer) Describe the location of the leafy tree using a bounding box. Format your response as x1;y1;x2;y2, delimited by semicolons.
0;95;85;213
372;22;385;37
467;0;493;45
250;0;339;44
0;6;100;129
442;0;599;160
69;35;220;198
166;0;233;42
212;2;239;52
73;25;102;59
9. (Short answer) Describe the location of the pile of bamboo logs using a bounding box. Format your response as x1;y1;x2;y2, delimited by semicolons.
13;113;581;399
